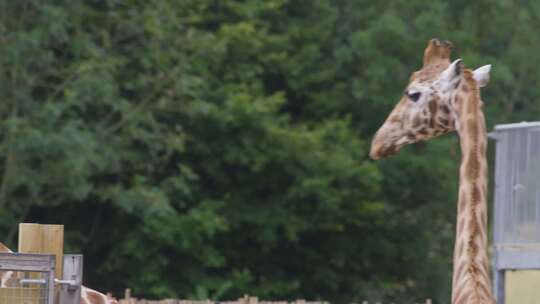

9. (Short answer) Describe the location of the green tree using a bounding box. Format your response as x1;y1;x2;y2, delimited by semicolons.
2;1;540;303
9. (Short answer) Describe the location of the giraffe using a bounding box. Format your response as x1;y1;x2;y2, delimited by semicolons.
0;242;118;304
369;39;495;304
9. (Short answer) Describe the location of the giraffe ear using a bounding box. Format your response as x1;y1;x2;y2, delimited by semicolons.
440;59;463;84
473;64;491;88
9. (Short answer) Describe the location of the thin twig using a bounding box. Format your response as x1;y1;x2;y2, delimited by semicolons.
107;68;181;134
5;201;31;244
107;91;161;133
44;72;79;104
0;142;15;211
0;49;21;212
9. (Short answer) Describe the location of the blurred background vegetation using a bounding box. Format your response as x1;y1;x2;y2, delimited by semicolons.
0;0;539;303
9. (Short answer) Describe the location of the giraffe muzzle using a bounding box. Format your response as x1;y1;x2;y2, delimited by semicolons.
369;139;400;160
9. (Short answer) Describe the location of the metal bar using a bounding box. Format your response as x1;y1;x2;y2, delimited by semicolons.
20;278;47;285
48;265;55;304
55;278;77;286
494;249;540;269
487;132;499;140
59;254;83;304
494;270;505;304
0;252;55;272
494;121;540;131
492;130;505;244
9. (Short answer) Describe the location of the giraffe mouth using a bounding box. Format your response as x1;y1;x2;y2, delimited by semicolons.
369;140;401;160
369;127;411;160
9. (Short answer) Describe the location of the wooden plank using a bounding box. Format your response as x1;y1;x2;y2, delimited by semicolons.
18;223;64;279
18;223;43;284
18;223;64;304
18;223;42;253
40;224;64;279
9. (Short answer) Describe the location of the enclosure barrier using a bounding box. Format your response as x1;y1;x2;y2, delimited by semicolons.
0;223;83;304
0;252;55;304
118;289;432;304
489;121;540;304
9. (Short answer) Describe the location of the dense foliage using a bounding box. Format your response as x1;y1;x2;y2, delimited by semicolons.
1;1;539;303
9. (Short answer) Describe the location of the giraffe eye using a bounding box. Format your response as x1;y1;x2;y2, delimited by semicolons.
407;92;421;102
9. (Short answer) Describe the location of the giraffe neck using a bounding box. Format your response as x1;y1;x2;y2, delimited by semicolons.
451;74;495;304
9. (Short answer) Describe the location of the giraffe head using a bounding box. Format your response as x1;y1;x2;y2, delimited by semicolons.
369;39;491;159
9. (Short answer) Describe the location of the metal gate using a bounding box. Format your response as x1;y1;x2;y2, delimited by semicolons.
0;252;55;304
0;252;83;304
490;121;540;304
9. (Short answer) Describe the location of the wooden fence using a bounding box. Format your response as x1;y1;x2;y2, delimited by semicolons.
117;289;433;304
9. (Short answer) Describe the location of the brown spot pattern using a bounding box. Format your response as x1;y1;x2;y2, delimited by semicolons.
471;185;482;209
429;99;438;128
413;115;422;128
466;151;480;180
442;105;451;114
454;79;461;89
467;95;478;114
439;118;449;126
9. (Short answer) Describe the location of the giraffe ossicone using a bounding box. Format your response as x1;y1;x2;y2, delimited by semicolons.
370;39;496;304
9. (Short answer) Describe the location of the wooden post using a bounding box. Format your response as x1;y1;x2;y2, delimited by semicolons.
122;288;132;304
18;223;42;253
41;224;64;278
18;223;65;304
18;223;44;284
18;223;64;279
